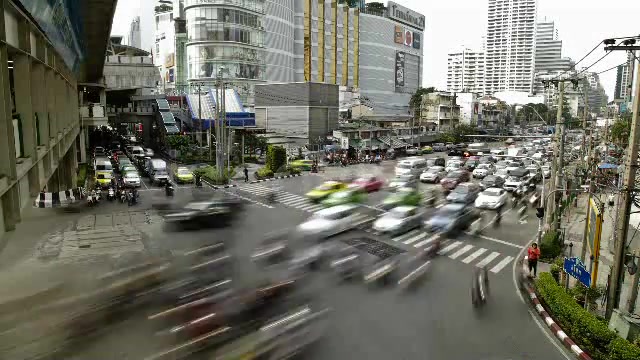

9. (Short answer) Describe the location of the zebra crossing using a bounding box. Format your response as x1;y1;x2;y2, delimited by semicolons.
383;229;515;274
238;184;325;212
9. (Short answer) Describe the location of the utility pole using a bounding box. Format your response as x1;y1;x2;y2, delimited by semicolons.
580;81;592;262
554;81;566;231
607;57;640;319
545;79;565;228
196;82;203;147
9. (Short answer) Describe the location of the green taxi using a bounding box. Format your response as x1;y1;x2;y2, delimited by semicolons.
174;166;194;184
380;187;422;210
421;145;434;154
290;159;314;171
321;186;366;207
306;181;347;203
95;171;113;189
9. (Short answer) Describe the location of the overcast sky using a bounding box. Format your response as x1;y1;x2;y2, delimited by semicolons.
111;0;640;99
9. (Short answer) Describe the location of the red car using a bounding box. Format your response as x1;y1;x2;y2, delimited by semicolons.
352;176;383;193
440;170;470;190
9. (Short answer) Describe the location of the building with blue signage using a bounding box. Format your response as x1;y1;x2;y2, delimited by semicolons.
0;0;118;240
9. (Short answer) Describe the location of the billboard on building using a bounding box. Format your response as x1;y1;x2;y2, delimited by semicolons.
404;30;413;47
388;1;426;31
165;53;175;68
394;26;403;44
168;68;175;83
413;32;421;49
17;0;84;73
395;52;405;87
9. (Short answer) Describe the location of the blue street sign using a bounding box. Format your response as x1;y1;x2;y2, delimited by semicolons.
563;257;591;287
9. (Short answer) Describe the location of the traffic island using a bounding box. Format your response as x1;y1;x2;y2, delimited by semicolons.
522;271;640;360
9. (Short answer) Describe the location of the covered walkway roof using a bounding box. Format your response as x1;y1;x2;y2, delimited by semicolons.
79;0;118;83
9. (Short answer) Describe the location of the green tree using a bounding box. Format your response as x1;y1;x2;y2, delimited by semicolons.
266;145;287;173
438;124;477;144
409;87;437;119
244;133;267;155
610;118;631;147
338;0;359;7
366;2;386;12
516;103;550;124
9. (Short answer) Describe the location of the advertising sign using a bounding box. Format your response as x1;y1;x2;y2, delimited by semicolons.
395;52;405;87
404;30;413;47
563;257;591;287
17;0;84;73
412;32;421;49
394;26;403;44
165;53;175;68
388;1;426;30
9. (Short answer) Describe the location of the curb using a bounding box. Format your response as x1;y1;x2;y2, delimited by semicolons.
202;179;238;190
524;282;592;360
250;174;303;184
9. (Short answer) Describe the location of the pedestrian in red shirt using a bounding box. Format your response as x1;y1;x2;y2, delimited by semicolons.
527;243;541;277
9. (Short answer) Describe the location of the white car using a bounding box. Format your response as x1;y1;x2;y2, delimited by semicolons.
541;165;551;179
472;164;494;179
420;166;447;183
503;176;526;192
445;162;462;173
296;204;368;238
372;206;424;236
494;168;509;180
123;171;141;187
475;188;508;209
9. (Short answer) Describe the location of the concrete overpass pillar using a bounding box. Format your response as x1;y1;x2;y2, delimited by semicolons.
45;68;57;140
79;128;87;163
13;54;36;160
143;116;153;145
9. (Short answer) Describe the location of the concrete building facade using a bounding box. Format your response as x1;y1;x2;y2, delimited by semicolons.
447;47;484;94
484;0;537;94
615;51;636;103
127;16;142;49
420;92;460;131
0;0;117;240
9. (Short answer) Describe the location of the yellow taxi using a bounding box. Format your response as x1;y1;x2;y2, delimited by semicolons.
306;181;347;203
95;171;113;188
174;166;194;184
290;159;314;171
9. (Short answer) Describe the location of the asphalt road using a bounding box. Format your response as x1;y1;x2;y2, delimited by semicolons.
61;151;571;360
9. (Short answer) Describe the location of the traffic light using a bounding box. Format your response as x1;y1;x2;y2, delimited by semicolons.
536;207;545;219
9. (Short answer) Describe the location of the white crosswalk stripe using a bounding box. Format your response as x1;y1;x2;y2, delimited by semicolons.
449;245;474;259
490;256;514;273
238;184;329;213
462;248;487;264
476;252;501;268
414;233;441;248
438;241;462;255
403;232;426;245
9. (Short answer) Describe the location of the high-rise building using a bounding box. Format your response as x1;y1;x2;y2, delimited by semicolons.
534;20;571;73
446;47;484;94
584;70;609;113
615;51;636;102
264;0;295;83
127;16;142;49
484;0;537;94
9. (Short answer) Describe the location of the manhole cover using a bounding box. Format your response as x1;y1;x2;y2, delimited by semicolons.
339;237;405;259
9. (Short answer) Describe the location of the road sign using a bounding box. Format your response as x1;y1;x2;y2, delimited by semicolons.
564;257;591;287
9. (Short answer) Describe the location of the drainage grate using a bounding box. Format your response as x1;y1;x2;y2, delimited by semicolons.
339;237;405;259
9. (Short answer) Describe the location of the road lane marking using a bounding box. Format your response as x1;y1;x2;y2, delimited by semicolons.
277;194;301;201
462;248;487;264
414;233;441;248
476;252;500;268
392;230;420;243
438;241;462;255
469;234;525;249
490;256;514;273
449;245;474;259
478;208;513;231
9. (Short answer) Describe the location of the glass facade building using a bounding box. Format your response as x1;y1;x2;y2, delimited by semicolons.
184;0;267;106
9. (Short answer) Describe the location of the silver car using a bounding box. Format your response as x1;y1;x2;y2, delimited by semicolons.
372;206;424;236
123;171;141;187
296;204;369;238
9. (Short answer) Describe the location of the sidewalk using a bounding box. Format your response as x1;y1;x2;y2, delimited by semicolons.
560;193;640;315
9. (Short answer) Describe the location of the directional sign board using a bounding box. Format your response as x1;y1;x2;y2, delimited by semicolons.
564;257;591;287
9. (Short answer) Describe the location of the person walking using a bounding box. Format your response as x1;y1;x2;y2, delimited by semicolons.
527;243;541;277
243;167;249;182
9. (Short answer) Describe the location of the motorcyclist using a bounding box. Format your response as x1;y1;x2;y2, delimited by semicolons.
165;181;174;196
472;265;490;307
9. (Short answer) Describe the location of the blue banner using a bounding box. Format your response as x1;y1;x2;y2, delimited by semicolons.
564;257;591;287
17;0;85;73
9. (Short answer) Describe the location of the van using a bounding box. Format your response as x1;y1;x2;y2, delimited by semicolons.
130;146;145;159
147;159;169;185
94;158;113;172
395;158;428;177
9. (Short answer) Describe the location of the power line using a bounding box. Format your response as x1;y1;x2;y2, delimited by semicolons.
551;40;604;80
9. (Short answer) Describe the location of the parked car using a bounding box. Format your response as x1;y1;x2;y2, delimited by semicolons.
440;170;470;191
474;188;508;209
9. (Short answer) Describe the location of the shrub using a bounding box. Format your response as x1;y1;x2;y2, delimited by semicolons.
540;230;562;261
255;167;274;179
265;145;286;173
77;164;88;187
534;272;640;360
194;165;235;185
287;166;301;175
243;156;259;164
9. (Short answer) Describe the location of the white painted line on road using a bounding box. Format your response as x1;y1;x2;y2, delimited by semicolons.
403;232;427;245
141;179;149;190
478;208;513;232
471;234;525;249
277;194;301;201
284;198;310;207
476;252;500;268
414;233;441;248
490;255;514;273
392;230;420;243
435;203;444;208
449;245;474;259
300;204;323;212
362;204;384;211
438;241;462;255
462;248;487;264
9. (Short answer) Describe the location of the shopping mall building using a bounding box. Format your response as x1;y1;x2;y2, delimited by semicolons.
0;0;117;239
155;0;423;114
